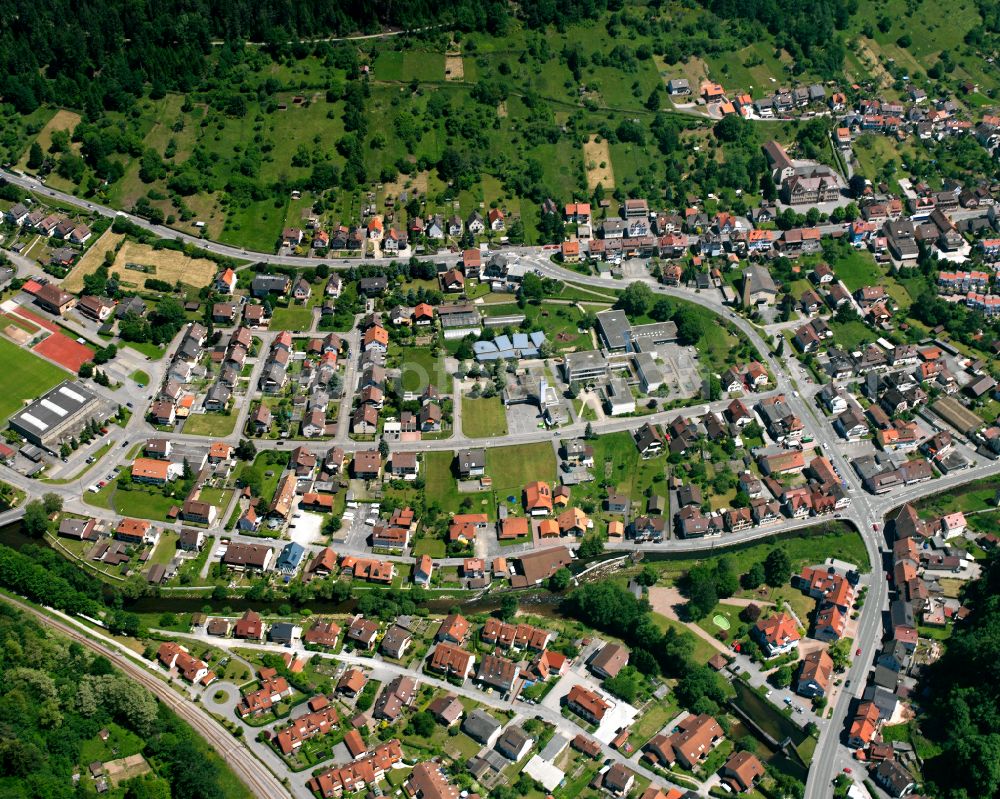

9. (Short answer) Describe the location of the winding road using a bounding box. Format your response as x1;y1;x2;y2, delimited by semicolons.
1;165;990;798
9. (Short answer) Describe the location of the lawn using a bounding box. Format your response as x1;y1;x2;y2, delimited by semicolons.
827;244;884;291
649;525;871;579
482;301;594;352
584;431;668;504
124;341;166;360
79;723;145;766
84;480;183;522
239;451;289;504
829;320;876;352
393;345;448;393
412;537;446;558
485;442;557;496
0;337;68;421
912;477;1000;516
461;395;508;438
149;532;178;566
269;306;313;332
130;369;150;385
183;412;237;436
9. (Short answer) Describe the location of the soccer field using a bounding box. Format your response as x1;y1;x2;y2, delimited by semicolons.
0;337;67;421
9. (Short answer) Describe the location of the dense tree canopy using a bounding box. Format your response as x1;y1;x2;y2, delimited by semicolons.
701;0;853;77
921;553;1000;799
564;580;730;713
0;604;251;799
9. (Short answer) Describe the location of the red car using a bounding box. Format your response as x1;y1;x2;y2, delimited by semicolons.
872;524;879;531
856;648;862;656
843;767;852;774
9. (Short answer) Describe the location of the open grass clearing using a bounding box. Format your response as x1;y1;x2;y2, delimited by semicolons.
461;395;508;438
650;612;720;665
149;532;178;566
269;306;313;332
83;480;182;522
412;537;446;558
485;442;557;498
124;341;166;360
394;345;448;393
17;109;81;170
183;412;237;437
827;246;884;291
649;525;871;580
583;135;614;191
0;336;68;421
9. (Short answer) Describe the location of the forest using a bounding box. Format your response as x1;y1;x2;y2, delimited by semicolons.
920;552;1000;799
0;603;251;799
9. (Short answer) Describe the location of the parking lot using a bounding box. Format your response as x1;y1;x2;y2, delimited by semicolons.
656;342;702;399
287;510;324;546
506;403;548;436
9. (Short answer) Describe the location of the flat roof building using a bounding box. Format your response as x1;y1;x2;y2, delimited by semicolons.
563;350;609;384
8;381;102;450
596;310;631;351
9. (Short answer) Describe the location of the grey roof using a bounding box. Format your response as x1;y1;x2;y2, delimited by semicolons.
563;349;609;375
9;381;98;438
473;341;501;360
458;448;486;471
116;296;147;318
251;274;289;293
495;725;532;759
629;321;678;348
596;309;631;350
743;264;778;295
270;622;296;642
207;383;231;404
463;709;502;743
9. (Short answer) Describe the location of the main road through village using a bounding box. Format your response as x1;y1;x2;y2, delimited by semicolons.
0;167;989;798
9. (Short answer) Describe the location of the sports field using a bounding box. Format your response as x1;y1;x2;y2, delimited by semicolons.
32;330;94;372
0;336;67;420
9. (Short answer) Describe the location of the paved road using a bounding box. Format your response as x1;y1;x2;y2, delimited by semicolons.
0;594;290;799
170;629;694;797
2;166;992;794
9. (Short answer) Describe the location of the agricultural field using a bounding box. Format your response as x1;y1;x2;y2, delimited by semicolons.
109;241;217;290
0;337;68;421
63;231;125;292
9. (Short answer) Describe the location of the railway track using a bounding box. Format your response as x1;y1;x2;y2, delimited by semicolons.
0;595;290;799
